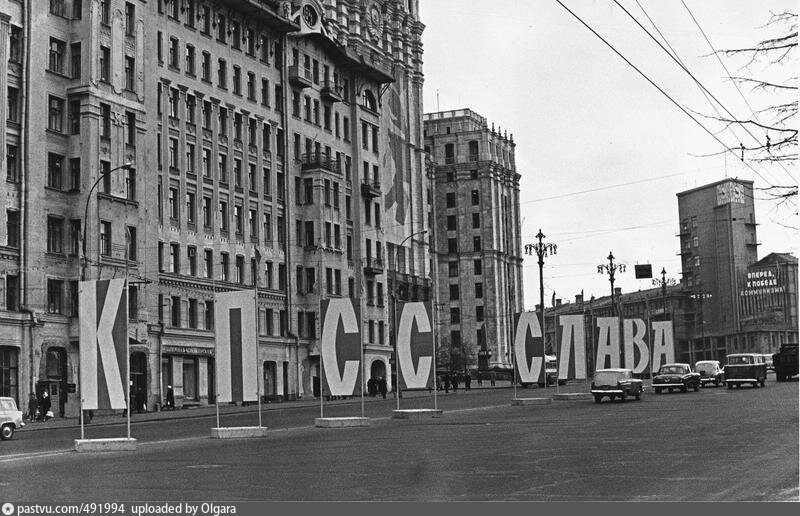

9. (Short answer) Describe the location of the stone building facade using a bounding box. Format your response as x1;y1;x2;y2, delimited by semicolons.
423;109;523;372
0;0;428;414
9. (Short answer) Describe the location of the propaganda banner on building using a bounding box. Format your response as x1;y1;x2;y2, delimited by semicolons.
513;312;545;384
397;302;434;390
739;266;788;325
321;298;362;397
79;279;128;410
215;290;258;403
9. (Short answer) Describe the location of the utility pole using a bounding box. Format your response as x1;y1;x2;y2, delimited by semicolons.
524;229;557;387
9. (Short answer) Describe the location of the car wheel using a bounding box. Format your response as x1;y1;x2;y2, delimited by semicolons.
655;387;662;394
0;424;13;440
760;378;765;387
753;382;759;388
594;395;602;404
609;395;615;402
727;383;733;389
693;384;699;392
620;392;627;403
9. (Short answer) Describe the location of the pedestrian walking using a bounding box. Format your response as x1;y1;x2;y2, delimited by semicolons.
27;393;38;422
452;374;459;392
378;377;387;399
465;373;472;391
165;385;175;410
477;375;483;387
39;390;51;421
135;388;145;413
443;374;450;393
490;372;496;386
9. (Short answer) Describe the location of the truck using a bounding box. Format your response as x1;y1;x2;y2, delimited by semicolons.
773;343;798;382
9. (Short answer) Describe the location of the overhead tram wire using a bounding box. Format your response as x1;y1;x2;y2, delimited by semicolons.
553;0;776;190
613;0;793;188
681;0;796;184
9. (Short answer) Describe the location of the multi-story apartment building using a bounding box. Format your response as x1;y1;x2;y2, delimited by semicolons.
0;0;428;414
423;109;523;372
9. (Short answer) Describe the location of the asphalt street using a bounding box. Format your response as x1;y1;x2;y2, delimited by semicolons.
1;380;797;501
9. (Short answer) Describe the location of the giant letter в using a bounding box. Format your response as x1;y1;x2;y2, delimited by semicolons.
595;317;621;370
79;279;128;410
558;315;586;380
514;312;544;384
623;318;650;374
651;320;676;372
397;302;434;390
321;298;361;396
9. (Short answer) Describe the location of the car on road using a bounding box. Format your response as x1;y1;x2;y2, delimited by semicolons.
695;360;725;387
724;353;767;388
652;363;701;394
1;397;25;440
591;368;643;403
537;355;566;388
761;354;775;372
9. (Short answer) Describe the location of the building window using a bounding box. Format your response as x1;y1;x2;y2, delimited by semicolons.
47;153;63;190
448;261;459;277
126;226;137;260
204;301;214;330
125;2;136;35
100;0;110;24
47;280;64;314
474;259;483;275
125;56;136;91
100;46;110;81
68;100;81;135
47;216;64;254
6;211;19;248
7;87;19;123
100;103;111;138
471;190;480;205
48;96;64;132
169;187;179;220
204;249;213;279
475;283;483;299
446;192;456;208
450;308;461;324
473;237;481;251
218;59;227;88
170;296;181;327
9;26;22;63
447;238;458;254
449;284;459;300
6;145;19;182
169;243;180;274
472;213;480;229
50;0;66;16
201;52;211;81
446;215;457;231
99;221;112;256
49;38;65;74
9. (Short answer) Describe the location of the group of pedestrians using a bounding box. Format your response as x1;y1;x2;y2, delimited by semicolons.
366;377;388;398
437;372;473;394
25;391;53;422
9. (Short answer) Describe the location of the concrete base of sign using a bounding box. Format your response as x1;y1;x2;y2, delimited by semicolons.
210;426;269;439
553;392;593;401
314;417;370;428
74;438;137;452
511;398;552;406
392;409;443;419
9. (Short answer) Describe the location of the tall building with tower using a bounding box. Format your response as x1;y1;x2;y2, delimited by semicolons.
423;108;523;373
0;0;429;413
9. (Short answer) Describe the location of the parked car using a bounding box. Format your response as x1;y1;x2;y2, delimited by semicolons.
695;360;725;387
1;397;25;440
724;354;767;388
652;363;701;393
591;368;643;403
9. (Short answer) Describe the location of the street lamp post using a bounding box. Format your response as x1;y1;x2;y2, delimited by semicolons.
524;229;557;388
651;268;677;321
81;162;132;280
392;229;428;410
596;252;626;317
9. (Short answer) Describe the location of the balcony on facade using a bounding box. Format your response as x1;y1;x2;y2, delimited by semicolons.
301;153;340;175
364;256;384;276
360;178;381;198
288;65;313;88
321;79;343;103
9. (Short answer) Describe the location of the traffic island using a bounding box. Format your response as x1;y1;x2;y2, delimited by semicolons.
210;426;269;439
553;392;593;401
74;438;137;452
510;398;552;406
314;417;370;428
392;409;443;419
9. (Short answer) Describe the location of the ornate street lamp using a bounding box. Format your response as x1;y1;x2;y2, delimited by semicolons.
597;252;626;317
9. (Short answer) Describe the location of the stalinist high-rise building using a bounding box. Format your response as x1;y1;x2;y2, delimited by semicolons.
0;0;429;414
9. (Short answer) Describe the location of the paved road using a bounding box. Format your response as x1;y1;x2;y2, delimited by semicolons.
1;380;797;501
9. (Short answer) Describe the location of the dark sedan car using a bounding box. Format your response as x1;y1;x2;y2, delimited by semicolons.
695;360;725;387
652;363;701;394
591;368;643;403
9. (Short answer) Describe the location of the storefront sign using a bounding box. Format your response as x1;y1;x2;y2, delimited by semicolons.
162;346;215;356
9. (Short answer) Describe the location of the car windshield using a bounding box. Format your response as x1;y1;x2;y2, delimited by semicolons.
659;366;686;374
594;371;626;384
728;356;752;365
696;363;716;373
0;399;16;411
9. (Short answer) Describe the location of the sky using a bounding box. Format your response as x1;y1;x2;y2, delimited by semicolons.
419;0;798;310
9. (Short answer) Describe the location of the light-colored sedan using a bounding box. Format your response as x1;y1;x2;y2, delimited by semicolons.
1;397;25;440
695;360;725;387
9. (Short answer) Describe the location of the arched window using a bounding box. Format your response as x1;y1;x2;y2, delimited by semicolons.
362;89;377;111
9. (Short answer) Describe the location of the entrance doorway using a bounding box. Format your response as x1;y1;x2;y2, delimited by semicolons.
130;351;147;412
263;361;277;399
370;359;386;382
45;348;67;417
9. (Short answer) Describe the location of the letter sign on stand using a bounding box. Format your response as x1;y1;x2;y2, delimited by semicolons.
320;298;362;396
623;318;650;374
397;302;434;390
651;320;676;372
558;315;587;380
514;312;545;384
215;289;258;403
595;317;621;371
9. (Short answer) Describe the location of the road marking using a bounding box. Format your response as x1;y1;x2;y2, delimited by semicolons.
0;449;73;463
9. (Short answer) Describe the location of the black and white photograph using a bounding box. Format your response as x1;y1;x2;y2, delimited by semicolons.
0;0;797;506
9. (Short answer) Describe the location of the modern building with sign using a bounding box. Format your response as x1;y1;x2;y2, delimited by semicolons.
0;0;429;413
423;109;524;373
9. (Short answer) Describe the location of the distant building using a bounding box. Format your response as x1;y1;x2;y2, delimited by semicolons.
423;109;523;372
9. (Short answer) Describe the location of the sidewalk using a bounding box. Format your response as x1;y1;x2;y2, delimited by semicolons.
22;380;527;432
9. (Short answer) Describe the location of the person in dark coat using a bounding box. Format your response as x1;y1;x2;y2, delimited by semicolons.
27;393;38;422
443;375;450;393
367;377;376;397
39;390;51;421
165;385;175;410
465;372;472;391
135;388;145;413
378;377;387;399
452;374;458;392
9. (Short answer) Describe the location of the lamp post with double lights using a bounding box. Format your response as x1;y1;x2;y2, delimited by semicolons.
81;162;132;280
652;268;677;321
524;229;557;388
392;229;427;410
597;252;626;317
